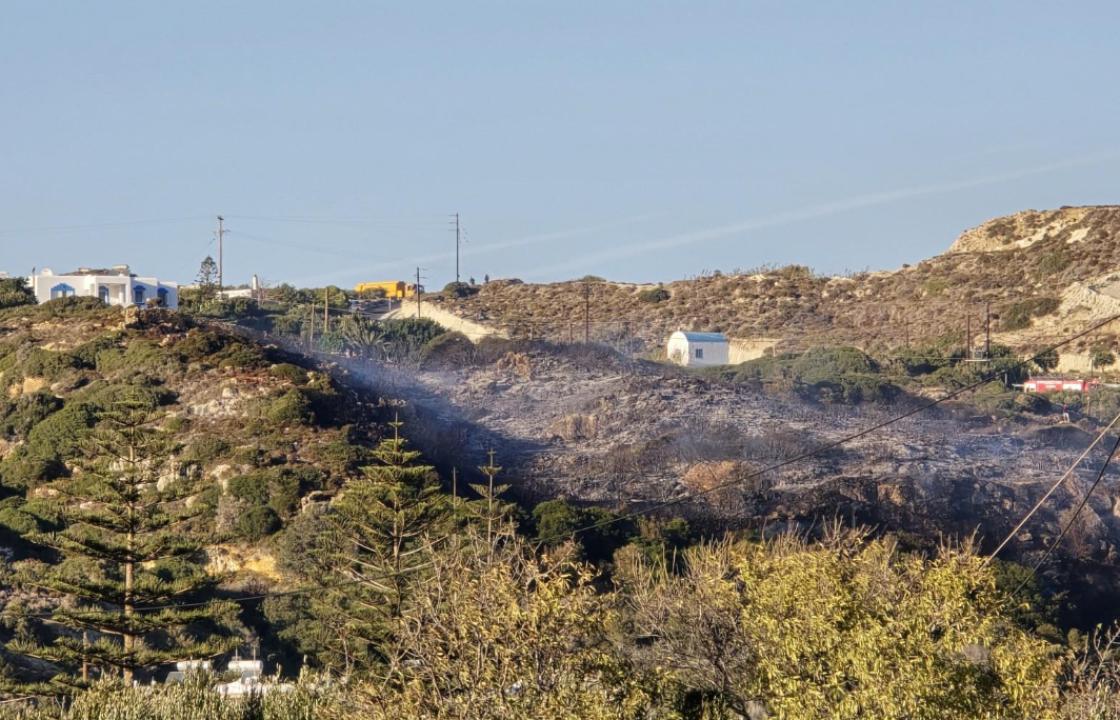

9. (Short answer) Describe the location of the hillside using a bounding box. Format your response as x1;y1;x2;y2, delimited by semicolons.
0;299;383;587
4;294;1120;716
438;206;1120;369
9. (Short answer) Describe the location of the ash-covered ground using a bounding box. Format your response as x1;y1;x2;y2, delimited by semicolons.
338;342;1120;574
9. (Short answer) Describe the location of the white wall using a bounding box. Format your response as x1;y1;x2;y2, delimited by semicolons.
30;271;178;309
667;334;729;367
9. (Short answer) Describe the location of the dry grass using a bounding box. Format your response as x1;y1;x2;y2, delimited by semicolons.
442;206;1120;355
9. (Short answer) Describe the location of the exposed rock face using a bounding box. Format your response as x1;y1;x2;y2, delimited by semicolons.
948;207;1103;253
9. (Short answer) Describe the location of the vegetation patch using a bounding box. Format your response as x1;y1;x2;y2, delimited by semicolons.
1002;297;1061;331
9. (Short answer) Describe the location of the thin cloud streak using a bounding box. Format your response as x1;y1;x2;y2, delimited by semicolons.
527;152;1117;279
291;214;657;286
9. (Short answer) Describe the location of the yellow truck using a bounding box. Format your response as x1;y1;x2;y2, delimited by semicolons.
354;280;419;299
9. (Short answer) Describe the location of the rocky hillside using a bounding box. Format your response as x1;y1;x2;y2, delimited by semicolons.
438;206;1120;369
0;299;385;588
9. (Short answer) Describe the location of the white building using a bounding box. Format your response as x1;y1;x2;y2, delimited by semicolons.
667;331;730;367
29;266;178;309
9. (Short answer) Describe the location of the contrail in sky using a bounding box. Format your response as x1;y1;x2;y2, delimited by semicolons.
526;152;1117;279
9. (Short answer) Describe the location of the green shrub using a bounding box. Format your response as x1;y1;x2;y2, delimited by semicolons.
266;389;314;425
36;296;108;317
532;499;636;562
236;505;281;539
25;400;98;458
1034;250;1070;277
420;331;475;368
76;381;173;411
267;470;303;517
1001;297;1060;331
180;436;230;465
638;287;671;303
1091;344;1116;369
176;330;228;363
269;362;308;385
94;340;170;376
20;348;80;381
306;436;370;478
0;277;34;309
70;334;121;369
216;345;264;369
442;282;479;298
227;466;309;518
791;346;879;381
799;372;898;404
727;348;896;404
891;343;963;376
0;449;68;489
227;472;270;506
0;505;39;537
0;391;63;438
377;318;446;359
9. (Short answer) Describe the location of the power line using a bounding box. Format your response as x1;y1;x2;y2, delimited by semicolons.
223;214;448;228
1007;431;1120;598
227;230;368;260
0;216;210;236
983;409;1120;567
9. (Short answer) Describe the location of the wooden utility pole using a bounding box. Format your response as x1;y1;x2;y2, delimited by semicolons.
454;212;461;286
583;283;591;343
216;216;226;296
984;301;991;359
323;288;329;334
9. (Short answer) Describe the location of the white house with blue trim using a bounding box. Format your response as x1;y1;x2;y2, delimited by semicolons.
29;266;178;309
667;330;729;367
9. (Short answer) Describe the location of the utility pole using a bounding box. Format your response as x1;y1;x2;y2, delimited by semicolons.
308;304;315;349
583;283;591;343
966;313;972;359
984;301;991;359
323;287;329;334
454;212;461;286
216;215;226;296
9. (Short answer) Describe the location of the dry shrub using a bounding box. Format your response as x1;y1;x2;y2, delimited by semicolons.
547;413;598;441
495;351;532;379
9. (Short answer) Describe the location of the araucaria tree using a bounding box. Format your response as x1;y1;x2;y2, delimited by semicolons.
302;417;449;673
195;256;219;304
16;402;237;684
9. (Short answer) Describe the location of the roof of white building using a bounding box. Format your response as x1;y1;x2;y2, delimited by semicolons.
673;331;727;343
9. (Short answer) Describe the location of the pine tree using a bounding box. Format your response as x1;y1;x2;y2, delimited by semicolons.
316;416;449;673
13;402;238;685
195;256;219;305
470;450;513;555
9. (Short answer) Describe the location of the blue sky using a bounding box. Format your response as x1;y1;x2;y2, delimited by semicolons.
2;2;1117;288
